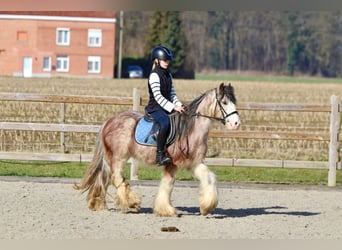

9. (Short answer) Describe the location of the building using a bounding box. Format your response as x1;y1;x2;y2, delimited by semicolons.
0;11;116;78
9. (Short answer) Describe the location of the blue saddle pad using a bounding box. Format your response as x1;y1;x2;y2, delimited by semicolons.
135;117;157;146
135;115;177;147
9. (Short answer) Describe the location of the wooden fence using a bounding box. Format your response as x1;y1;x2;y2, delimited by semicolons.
0;89;341;186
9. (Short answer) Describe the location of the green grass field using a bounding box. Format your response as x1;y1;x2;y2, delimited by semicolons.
0;160;340;185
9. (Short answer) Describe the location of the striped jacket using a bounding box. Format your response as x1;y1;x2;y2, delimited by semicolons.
145;66;182;113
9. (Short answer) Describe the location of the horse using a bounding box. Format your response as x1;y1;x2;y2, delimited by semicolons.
74;82;240;217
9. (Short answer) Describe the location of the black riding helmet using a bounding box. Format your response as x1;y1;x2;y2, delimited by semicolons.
151;45;173;62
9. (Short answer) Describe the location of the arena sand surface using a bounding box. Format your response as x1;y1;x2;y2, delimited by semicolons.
0;176;342;239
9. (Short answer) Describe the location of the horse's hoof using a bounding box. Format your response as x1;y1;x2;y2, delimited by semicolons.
153;206;178;217
200;203;217;216
128;203;141;213
200;208;210;216
88;204;108;211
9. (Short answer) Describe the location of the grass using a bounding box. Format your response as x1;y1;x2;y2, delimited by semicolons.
0;160;340;186
0;160;85;178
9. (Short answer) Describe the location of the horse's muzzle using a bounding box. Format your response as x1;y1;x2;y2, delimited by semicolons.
226;116;240;130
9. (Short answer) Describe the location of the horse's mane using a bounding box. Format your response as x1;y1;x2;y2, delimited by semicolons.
174;91;207;141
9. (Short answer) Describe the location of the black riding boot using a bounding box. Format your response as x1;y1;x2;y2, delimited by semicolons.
156;149;172;166
156;127;172;166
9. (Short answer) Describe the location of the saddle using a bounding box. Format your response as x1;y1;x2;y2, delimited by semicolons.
134;112;177;147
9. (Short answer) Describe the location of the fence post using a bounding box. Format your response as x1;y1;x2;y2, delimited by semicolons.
132;87;140;112
130;88;140;180
328;95;340;186
60;103;65;153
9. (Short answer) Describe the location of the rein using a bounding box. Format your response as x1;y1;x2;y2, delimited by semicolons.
195;111;238;125
194;90;238;125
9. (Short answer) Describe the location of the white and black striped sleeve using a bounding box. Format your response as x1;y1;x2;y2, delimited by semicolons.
169;75;183;107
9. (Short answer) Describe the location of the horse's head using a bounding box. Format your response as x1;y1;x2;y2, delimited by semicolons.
216;83;240;130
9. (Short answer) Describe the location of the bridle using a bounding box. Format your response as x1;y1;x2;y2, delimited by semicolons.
194;90;238;125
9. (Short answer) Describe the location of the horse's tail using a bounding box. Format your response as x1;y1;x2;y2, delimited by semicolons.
73;126;111;204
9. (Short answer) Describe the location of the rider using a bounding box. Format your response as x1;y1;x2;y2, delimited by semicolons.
145;45;185;166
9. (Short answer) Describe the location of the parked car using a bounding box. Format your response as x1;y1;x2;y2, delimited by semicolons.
127;65;143;78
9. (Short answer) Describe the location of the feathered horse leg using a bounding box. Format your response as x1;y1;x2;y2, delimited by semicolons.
74;128;141;212
153;165;178;217
111;159;141;213
193;163;218;216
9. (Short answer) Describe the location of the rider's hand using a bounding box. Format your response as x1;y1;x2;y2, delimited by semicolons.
174;105;185;114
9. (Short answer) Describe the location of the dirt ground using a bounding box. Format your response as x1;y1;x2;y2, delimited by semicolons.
0;176;342;239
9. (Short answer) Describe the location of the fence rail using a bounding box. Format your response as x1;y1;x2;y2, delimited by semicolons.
2;122;339;141
0;90;341;185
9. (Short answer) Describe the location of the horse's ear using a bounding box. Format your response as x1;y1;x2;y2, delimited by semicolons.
219;83;225;95
228;82;234;91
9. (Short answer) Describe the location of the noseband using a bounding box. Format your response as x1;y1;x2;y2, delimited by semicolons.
194;90;238;125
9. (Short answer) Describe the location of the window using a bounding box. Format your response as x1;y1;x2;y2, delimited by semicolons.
43;57;51;71
56;28;70;46
88;56;101;73
88;29;102;47
56;56;69;72
17;31;28;41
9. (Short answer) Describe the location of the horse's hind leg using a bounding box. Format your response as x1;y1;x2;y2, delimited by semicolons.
111;159;141;213
193;163;218;216
87;182;109;211
153;166;177;217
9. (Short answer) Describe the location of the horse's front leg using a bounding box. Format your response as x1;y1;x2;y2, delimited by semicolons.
193;163;218;216
153;165;177;217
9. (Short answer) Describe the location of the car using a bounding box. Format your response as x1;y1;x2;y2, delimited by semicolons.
127;65;143;78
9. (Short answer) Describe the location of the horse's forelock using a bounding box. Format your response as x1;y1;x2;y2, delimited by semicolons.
219;83;236;104
223;83;236;104
217;83;237;105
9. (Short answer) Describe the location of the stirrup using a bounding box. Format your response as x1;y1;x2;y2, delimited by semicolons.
156;152;172;166
157;157;172;166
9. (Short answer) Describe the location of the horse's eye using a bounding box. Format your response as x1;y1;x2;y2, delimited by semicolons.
222;101;227;105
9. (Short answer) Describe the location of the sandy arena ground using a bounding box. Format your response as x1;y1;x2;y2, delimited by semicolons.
0;176;342;239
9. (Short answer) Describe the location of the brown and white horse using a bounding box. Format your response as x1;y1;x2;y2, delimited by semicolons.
74;83;240;217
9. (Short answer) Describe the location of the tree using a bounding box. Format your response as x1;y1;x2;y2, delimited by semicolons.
144;11;169;58
180;12;209;71
143;11;194;78
208;11;224;70
121;11;342;78
286;12;307;76
326;12;342;77
313;11;342;77
118;11;151;57
162;11;187;75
